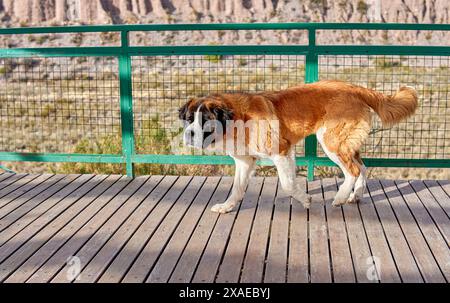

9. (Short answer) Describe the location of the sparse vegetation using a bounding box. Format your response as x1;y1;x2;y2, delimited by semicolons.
100;32;119;44
357;0;369;15
0;64;13;75
237;57;248;67
40;104;56;117
374;57;402;68
204;54;223;63
71;33;83;46
217;31;226;39
26;33;56;45
38;35;50;44
309;0;327;9
24;58;37;68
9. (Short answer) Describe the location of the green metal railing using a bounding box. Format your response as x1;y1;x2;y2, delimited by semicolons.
0;22;449;180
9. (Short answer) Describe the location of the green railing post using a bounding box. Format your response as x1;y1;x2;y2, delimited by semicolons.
305;29;319;181
119;31;135;177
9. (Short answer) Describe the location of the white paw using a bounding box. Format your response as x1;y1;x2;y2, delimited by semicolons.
211;203;234;214
293;194;312;209
346;192;360;204
332;195;348;207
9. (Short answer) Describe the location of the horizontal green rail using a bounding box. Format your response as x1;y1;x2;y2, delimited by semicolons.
1;152;447;168
1;22;450;35
0;152;124;163
2;45;450;58
0;22;448;179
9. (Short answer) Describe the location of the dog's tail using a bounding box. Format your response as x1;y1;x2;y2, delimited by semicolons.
362;86;418;127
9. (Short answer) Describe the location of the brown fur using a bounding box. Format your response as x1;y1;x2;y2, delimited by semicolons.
187;80;418;176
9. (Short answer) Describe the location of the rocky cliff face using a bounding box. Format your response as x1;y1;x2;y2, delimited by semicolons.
0;0;447;25
0;0;450;46
0;0;449;46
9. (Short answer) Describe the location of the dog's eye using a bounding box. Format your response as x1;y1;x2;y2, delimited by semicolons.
203;113;214;120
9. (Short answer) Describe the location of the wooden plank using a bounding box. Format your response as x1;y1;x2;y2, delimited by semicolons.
239;177;278;283
74;175;175;283
367;180;422;282
147;177;220;283
393;180;448;282
437;180;450;198
0;174;83;233
0;174;28;192
263;181;290;283
322;178;355;283
42;176;150;283
72;175;172;283
0;173;13;183
0;173;18;189
2;174;108;282
52;176;163;282
308;179;332;283
0;174;93;246
122;176;203;283
0;175;68;220
337;178;376;283
97;176;190;283
168;177;233;283
22;176;132;283
382;180;448;282
287;178;309;283
424;180;450;217
215;178;264;283
3;175;123;283
193;178;268;284
0;174;51;206
358;180;401;283
409;180;450;243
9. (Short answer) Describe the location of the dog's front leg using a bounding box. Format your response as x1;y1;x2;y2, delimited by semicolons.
272;153;311;208
211;155;256;214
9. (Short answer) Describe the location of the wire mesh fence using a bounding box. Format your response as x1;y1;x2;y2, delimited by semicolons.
0;23;448;178
319;55;450;159
1;54;448;161
132;54;306;156
0;56;121;154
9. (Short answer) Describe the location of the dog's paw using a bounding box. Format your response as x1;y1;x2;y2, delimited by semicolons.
332;196;348;207
301;194;312;209
293;194;312;209
346;192;360;204
211;203;234;214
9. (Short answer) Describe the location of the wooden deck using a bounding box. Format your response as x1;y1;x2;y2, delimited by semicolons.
0;173;448;283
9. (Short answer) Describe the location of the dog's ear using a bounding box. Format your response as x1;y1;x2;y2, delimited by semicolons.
211;105;234;129
178;99;193;120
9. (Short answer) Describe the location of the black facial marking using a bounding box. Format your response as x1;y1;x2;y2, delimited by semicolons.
178;102;189;121
200;104;233;148
211;105;234;133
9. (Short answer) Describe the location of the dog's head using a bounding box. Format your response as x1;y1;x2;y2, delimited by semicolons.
178;95;234;149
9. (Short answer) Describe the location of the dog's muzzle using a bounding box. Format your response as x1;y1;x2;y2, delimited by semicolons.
183;123;204;149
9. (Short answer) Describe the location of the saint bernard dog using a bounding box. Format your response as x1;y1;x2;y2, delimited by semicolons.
179;80;418;213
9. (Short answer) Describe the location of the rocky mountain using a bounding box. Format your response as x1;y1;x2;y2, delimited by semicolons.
0;0;448;25
0;0;449;46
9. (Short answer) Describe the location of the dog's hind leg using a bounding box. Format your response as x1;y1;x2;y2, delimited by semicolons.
316;126;362;206
347;151;367;204
211;155;256;214
272;150;311;208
